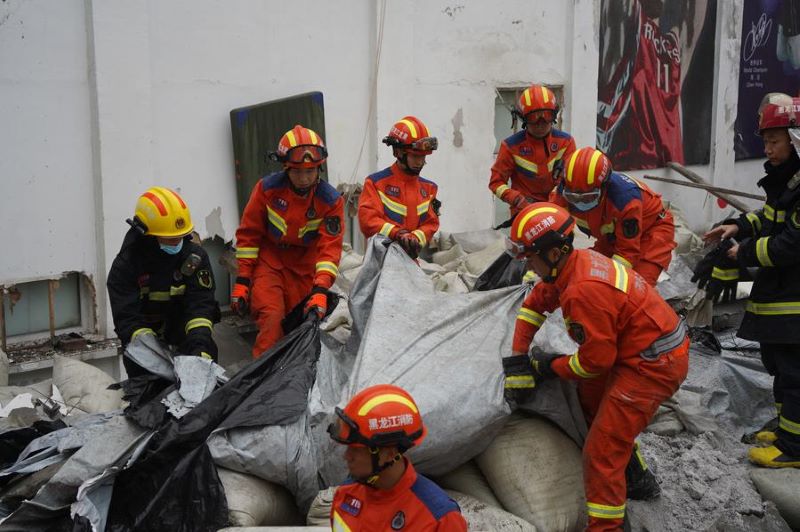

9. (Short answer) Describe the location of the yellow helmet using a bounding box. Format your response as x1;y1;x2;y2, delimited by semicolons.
133;186;194;237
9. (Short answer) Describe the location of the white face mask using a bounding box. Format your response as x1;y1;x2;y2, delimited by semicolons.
159;240;184;255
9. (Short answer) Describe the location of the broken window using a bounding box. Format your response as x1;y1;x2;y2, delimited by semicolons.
0;272;96;351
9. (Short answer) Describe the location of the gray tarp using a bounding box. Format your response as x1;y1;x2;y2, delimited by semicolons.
210;236;585;511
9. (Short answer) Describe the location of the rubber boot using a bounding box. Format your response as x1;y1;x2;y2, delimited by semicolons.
625;443;661;501
741;416;779;444
748;445;800;468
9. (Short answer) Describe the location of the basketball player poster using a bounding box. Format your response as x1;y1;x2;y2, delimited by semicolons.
735;0;800;160
597;0;717;171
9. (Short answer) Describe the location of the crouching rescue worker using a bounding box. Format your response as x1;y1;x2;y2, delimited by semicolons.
489;83;575;219
502;203;689;531
232;125;344;358
358;116;440;259
552;147;676;286
108;187;220;376
328;384;467;531
700;93;800;468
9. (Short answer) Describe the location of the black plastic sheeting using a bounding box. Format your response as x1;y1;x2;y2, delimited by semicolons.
473;252;526;291
0;419;66;476
104;319;322;532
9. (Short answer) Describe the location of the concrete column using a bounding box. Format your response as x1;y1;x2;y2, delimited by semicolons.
565;0;600;148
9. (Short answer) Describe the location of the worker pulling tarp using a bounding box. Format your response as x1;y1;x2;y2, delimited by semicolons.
210;236;587;511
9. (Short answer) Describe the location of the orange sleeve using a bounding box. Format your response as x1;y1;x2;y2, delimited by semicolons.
413;185;440;248
234;181;268;280
512;282;561;353
313;196;345;289
611;199;644;269
358;178;400;240
489;142;517;203
551;283;619;380
435;510;468;531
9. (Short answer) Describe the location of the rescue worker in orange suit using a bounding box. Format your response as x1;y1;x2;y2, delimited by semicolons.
358;116;440;259
489;84;576;218
232;125;344;358
551;146;676;286
108;187;220;376
502;203;689;531
700;93;800;468
328;384;467;531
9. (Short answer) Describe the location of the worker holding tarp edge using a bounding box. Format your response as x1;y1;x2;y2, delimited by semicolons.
502;203;689;531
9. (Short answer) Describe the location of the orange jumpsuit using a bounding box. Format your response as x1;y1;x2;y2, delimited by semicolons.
489;129;576;215
516;249;688;531
550;172;675;286
358;163;440;247
331;459;467;531
235;172;344;357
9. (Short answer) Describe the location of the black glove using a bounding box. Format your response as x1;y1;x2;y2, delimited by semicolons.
396;231;421;259
502;355;535;405
691;239;738;303
530;347;562;380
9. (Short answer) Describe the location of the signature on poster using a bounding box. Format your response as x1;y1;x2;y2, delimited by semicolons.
743;13;773;61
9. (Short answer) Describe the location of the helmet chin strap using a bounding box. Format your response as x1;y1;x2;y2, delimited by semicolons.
396;150;423;175
359;448;403;486
540;244;572;283
286;169;320;195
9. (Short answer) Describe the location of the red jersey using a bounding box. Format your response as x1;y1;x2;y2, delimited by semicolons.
331;460;467;532
489;129;576;212
550;172;675;272
596;0;683;170
235;172;344;289
550;249;680;379
358;163;440;247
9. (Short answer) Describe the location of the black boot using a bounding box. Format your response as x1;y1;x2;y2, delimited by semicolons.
625;443;661;501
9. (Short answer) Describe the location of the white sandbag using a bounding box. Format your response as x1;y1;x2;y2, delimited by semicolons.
52;355;123;414
750;468;800;529
476;413;585;532
320;298;353;345
306;486;336;526
434;460;504;509
418;259;446;275
0;348;8;386
432;243;464;266
432;271;469;294
335;265;363;294
338;250;364;272
218;467;303;526
446;489;537;531
462;239;507;276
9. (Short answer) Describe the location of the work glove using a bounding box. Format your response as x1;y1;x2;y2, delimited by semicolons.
503;190;531;211
691;239;737;303
304;286;328;320
530;347;562;380
502;355;536;405
230;277;250;316
396;230;422;259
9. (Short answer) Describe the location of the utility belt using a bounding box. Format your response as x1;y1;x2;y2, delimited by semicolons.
640;320;687;361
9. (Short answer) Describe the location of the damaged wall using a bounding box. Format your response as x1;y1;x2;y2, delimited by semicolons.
0;0;768;339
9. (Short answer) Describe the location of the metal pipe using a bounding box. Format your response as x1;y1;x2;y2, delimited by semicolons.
642;175;765;201
0;287;6;353
666;162;753;213
48;280;56;345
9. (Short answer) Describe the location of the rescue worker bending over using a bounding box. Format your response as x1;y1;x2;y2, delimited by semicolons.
108;187;220;376
358;116;440;259
232;125;344;358
489;84;576;217
328;384;467;531
551;146;676;286
700;93;800;468
502;203;689;531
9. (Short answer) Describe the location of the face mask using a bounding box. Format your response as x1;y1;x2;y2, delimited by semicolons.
159;240;184;255
570;198;600;212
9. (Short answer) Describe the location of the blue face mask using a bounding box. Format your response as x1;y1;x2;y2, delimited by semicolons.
159;240;184;255
570;198;600;212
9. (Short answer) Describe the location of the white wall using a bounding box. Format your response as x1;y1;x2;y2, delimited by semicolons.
0;0;770;338
0;0;96;283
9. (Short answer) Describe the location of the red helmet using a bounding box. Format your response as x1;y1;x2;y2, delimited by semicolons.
758;93;800;134
515;84;559;124
328;384;426;452
560;147;612;211
270;125;328;168
382;116;438;155
508;203;575;258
